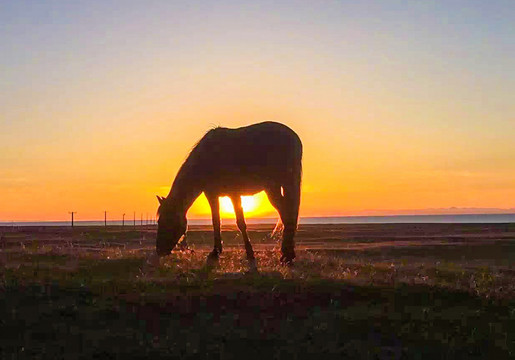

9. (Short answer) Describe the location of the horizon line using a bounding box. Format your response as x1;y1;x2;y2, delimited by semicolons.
2;212;515;224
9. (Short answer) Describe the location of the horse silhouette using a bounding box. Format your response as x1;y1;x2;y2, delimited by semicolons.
156;121;302;267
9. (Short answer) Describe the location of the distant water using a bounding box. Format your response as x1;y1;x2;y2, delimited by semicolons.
1;214;514;227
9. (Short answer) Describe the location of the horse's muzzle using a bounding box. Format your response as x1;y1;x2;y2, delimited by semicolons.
156;236;176;256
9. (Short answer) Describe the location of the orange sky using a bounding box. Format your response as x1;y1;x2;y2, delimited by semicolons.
1;2;514;221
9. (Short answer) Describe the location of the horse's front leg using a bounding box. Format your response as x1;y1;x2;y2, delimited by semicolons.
206;193;222;263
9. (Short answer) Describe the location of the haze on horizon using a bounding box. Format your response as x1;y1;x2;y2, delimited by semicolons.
1;1;514;221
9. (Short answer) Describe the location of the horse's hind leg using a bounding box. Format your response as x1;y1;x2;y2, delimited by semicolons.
279;181;300;264
231;196;256;270
266;184;297;264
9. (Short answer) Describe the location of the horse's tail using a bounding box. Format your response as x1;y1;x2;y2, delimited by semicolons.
271;134;302;240
270;152;302;240
271;219;284;240
291;148;302;230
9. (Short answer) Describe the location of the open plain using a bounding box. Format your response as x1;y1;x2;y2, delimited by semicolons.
1;223;514;359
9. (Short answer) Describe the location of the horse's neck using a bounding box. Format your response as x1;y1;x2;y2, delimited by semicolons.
167;164;202;214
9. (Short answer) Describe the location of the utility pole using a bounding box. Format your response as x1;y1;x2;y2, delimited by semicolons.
68;211;77;228
140;213;143;226
122;213;125;228
104;211;107;227
146;213;148;226
133;211;136;227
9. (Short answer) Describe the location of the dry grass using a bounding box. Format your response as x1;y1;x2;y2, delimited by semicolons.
1;223;514;358
2;236;514;300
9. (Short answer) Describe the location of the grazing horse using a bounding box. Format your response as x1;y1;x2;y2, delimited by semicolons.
156;121;302;266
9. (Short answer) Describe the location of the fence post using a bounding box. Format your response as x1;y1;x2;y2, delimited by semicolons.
69;211;76;227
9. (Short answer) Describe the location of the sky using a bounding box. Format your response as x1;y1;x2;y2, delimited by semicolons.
1;0;514;221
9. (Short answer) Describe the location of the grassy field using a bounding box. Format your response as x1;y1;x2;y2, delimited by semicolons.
1;223;514;359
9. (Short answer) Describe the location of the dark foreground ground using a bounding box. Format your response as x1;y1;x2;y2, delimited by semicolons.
1;223;514;359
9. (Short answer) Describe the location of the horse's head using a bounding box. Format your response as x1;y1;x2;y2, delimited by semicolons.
155;196;187;256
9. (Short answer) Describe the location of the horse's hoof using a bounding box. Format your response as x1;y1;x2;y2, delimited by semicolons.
247;258;258;272
206;252;220;267
206;259;218;268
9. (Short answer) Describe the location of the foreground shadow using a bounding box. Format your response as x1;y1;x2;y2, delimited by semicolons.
1;264;513;359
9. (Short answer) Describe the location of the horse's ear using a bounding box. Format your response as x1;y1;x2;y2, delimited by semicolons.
156;195;165;205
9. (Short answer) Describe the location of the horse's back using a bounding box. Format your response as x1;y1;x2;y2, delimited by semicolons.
194;122;302;187
213;121;301;164
216;121;299;149
235;121;300;141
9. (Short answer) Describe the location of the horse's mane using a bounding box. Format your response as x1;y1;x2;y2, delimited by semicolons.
157;125;222;217
187;124;221;157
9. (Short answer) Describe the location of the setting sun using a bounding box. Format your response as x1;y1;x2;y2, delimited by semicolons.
219;196;257;215
218;192;276;218
187;191;277;220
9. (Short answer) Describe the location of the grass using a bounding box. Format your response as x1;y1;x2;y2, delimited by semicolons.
0;223;514;359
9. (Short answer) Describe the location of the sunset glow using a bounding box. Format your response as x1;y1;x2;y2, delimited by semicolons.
187;192;277;220
1;2;514;222
220;196;254;215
